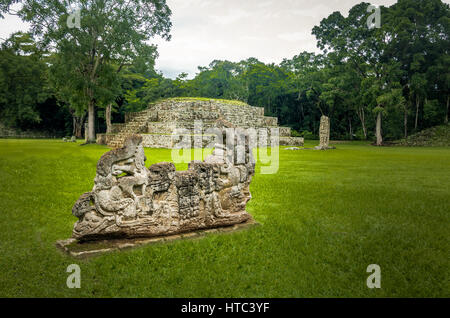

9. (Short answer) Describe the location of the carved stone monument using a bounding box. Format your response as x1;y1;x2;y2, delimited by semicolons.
315;115;333;150
63;133;256;249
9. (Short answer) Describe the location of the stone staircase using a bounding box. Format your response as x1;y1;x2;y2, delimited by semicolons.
107;109;153;149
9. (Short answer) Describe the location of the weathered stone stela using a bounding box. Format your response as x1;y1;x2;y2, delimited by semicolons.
315;115;332;150
71;133;255;241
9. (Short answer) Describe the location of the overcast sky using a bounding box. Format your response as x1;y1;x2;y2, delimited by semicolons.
2;0;446;79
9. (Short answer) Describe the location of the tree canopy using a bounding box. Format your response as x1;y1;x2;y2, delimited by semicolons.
0;0;448;143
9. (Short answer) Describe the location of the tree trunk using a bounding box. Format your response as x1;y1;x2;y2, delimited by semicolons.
106;103;112;133
357;107;367;139
84;122;89;143
73;116;80;138
88;100;96;143
376;112;383;146
404;107;408;139
415;95;420;130
348;116;353;140
446;95;449;124
72;113;86;138
71;111;86;139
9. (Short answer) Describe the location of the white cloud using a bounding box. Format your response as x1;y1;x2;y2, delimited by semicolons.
153;0;399;78
278;32;312;42
0;0;402;78
0;13;30;42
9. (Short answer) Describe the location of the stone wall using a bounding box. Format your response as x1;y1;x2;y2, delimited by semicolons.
96;134;116;145
141;134;173;148
141;134;218;149
147;122;176;134
280;137;305;146
111;124;125;134
279;127;291;137
138;100;274;129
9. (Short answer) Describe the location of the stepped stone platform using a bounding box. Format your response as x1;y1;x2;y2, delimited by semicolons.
97;98;304;149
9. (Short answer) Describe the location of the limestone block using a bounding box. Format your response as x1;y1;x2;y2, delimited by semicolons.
147;122;175;134
279;127;292;137
111;124;125;134
279;137;304;147
96;134;116;145
263;117;278;126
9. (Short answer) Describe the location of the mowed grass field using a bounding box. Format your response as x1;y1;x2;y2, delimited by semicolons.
0;139;448;297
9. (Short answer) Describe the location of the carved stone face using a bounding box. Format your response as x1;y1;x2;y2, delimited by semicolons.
175;170;200;219
109;145;146;178
189;162;216;194
149;162;175;192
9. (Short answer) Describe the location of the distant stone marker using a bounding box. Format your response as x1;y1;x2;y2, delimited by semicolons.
57;132;258;257
315;115;334;150
63;136;77;143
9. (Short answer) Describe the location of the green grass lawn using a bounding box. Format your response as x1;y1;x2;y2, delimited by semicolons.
0;139;448;297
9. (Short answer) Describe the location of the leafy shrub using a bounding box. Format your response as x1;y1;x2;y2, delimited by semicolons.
301;130;317;140
290;129;302;137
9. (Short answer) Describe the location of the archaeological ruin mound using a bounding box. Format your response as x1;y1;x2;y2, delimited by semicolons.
97;98;304;149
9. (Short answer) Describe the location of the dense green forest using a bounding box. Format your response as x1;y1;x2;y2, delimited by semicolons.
0;0;448;143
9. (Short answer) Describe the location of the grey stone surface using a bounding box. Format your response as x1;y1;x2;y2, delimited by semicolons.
315;116;332;150
70;133;256;241
96;133;115;145
56;217;259;258
280;136;304;146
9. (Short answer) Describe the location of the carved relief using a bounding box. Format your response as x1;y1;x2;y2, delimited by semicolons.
71;133;255;241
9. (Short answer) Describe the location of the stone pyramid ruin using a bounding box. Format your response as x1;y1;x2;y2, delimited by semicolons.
97;98;304;148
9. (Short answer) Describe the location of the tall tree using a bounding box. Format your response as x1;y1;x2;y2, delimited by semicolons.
384;0;450;132
0;32;49;129
1;0;172;142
